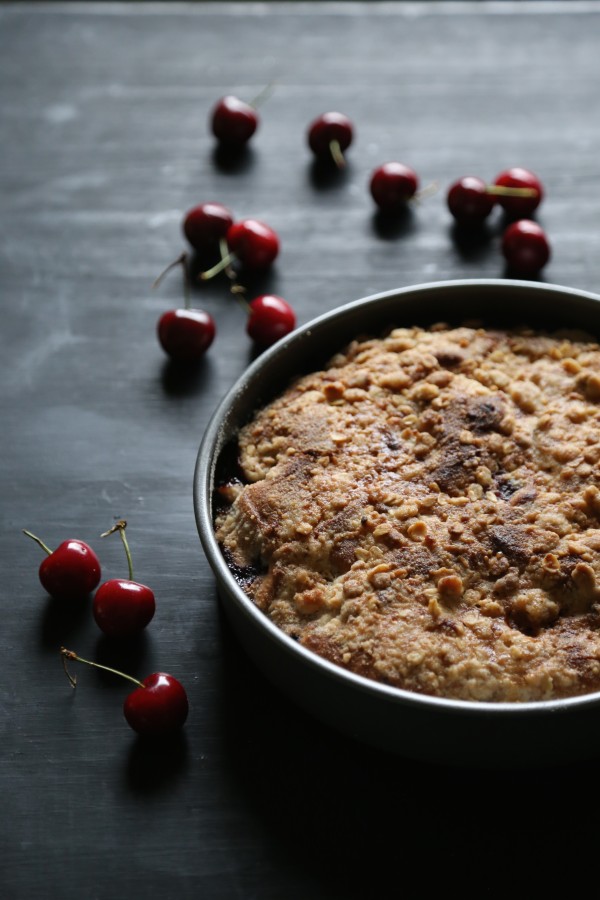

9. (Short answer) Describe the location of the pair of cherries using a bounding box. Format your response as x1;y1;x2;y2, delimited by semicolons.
309;116;424;212
157;204;296;362
448;167;544;224
25;522;155;638
448;168;550;275
24;525;188;736
211;94;355;170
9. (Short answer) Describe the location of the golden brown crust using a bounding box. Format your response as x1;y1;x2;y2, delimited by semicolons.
215;325;600;702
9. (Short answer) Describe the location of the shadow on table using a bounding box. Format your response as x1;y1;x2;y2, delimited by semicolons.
449;221;495;261
371;207;416;241
160;356;215;398
39;594;91;649
211;144;257;175
308;157;352;191
125;731;190;793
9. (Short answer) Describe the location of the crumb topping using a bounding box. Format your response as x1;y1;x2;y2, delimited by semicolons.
215;324;600;702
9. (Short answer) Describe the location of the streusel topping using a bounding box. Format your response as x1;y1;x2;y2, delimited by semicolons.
215;325;600;701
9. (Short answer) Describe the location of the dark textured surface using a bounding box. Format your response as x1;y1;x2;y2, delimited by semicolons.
2;3;600;897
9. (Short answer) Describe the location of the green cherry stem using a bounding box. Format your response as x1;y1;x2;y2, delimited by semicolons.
220;238;240;285
182;258;191;310
152;253;191;309
101;519;134;581
200;238;236;282
329;139;345;169
219;238;248;297
413;181;440;204
233;290;251;314
152;252;188;290
61;647;144;690
248;81;276;110
22;529;52;556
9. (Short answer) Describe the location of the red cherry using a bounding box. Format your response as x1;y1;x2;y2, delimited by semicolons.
502;219;551;275
93;579;155;638
153;255;216;362
307;112;353;167
124;673;189;736
23;530;101;601
247;295;296;347
92;521;155;638
494;167;543;217
157;309;215;363
370;162;419;213
182;203;234;252
226;219;280;270
447;176;495;225
210;96;258;148
61;649;188;737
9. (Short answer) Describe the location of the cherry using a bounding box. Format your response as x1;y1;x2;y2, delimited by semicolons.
370;162;419;213
502;219;551;275
61;648;189;737
94;579;155;638
157;308;215;363
93;521;155;638
307;112;353;168
227;219;280;270
124;673;189;736
23;529;101;601
210;95;258;148
201;219;280;280
154;254;216;364
447;176;495;225
493;167;543;218
247;295;296;347
182;202;234;253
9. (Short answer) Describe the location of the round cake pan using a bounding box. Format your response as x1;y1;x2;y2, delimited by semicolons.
194;279;600;766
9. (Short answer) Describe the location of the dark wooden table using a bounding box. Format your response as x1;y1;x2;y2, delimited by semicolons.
3;2;600;897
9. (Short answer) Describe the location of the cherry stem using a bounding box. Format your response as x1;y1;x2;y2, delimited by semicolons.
486;185;538;198
234;291;252;314
152;252;188;290
413;181;439;203
61;647;144;690
219;238;238;282
182;258;191;310
22;529;52;556
218;238;247;296
230;283;248;304
200;243;236;282
249;82;275;110
329;139;345;169
153;253;191;309
101;520;134;581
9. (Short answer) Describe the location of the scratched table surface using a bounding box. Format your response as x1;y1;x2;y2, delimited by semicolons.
2;2;600;897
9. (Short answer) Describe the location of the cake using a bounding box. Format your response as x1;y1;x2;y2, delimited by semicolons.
215;324;600;702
